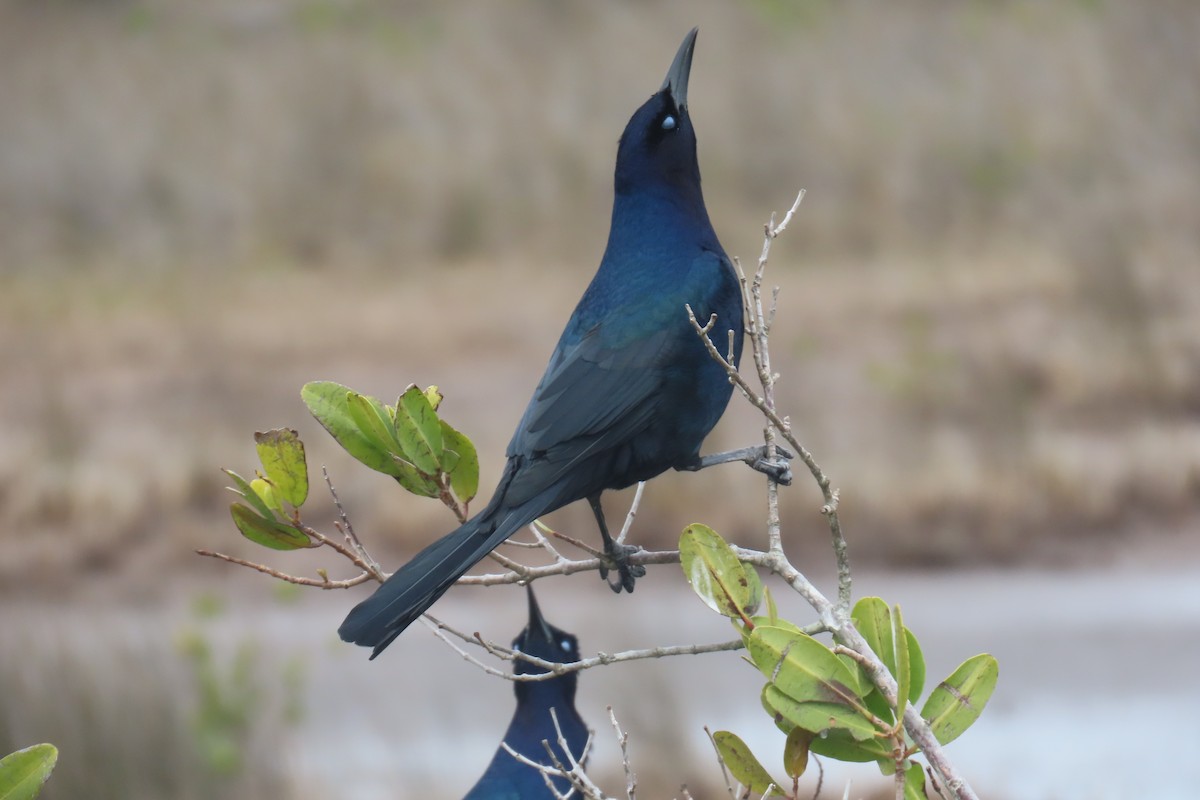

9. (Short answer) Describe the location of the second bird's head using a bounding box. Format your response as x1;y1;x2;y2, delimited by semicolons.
512;586;581;701
614;27;704;197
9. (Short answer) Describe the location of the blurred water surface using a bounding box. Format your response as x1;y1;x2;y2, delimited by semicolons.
4;523;1198;799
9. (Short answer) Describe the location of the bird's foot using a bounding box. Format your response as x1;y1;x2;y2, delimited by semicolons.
681;444;794;485
749;444;794;486
598;541;646;594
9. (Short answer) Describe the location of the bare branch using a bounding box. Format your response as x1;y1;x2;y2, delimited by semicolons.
501;710;607;799
195;549;373;588
615;482;646;546
696;193;980;800
452;547;679;586
323;465;385;580
609;706;637;800
424;613;744;681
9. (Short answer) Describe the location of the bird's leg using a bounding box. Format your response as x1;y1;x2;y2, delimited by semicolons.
588;494;645;594
678;445;795;486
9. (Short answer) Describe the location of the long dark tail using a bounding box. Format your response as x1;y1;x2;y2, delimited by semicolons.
337;502;540;659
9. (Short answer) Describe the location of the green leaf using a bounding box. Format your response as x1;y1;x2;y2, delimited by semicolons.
346;391;401;454
395;385;443;474
783;727;812;779
765;585;779;622
894;604;910;722
921;653;999;744
250;478;282;513
223;469;275;520
440;421;479;504
807;728;892;763
835;653;873;700
762;685;878;741
852;596;896;677
711;731;783;796
229;504;310;551
742;561;764;617
905;627;926;705
862;686;895;727
679;524;756;619
903;762;927;800
851;596;925;705
389;457;441;497
254;428;309;507
747;627;863;710
302;381;404;476
0;743;58;800
748;616;805;636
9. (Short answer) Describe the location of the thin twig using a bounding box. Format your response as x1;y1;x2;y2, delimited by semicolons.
195;549;373;588
615;482;646;546
703;726;738;800
453;548;679;586
424;614;744;681
501;710;606;799
323;465;384;579
692;193;980;800
609;706;637;800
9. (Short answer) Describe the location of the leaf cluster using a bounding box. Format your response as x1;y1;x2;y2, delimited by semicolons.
223;382;480;554
681;524;998;798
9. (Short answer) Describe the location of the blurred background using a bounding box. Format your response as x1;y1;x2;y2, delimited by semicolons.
1;1;1197;798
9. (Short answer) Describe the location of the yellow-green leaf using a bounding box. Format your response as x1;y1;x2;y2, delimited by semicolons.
711;731;784;796
254;428;308;507
229;504;310;551
440;420;479;504
395;385;443;474
223;469;274;520
423;385;443;411
389;456;441;498
302;381;405;477
347;391;401;454
921;653;999;744
0;743;58;800
679;523;756;619
250;478;282;513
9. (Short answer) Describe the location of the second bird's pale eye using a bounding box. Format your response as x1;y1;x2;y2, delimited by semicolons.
661;115;676;131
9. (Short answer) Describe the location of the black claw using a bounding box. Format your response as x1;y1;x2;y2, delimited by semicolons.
600;541;643;594
753;457;793;486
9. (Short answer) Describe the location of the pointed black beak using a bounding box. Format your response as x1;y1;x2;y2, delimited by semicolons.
523;584;555;650
660;27;698;109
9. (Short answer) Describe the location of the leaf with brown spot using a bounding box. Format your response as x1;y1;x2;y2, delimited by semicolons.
921;653;999;744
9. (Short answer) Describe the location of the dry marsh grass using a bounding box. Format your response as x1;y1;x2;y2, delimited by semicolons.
1;0;1197;594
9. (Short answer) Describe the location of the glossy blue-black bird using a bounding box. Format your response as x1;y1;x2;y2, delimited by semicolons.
341;28;760;659
463;587;589;799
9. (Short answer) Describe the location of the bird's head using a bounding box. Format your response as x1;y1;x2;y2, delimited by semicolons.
614;27;703;198
511;586;581;699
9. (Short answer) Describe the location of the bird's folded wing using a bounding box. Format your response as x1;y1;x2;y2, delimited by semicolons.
514;323;676;456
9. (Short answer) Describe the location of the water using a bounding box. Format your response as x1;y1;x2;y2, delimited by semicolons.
3;547;1198;799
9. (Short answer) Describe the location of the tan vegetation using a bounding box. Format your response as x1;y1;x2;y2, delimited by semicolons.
1;0;1197;590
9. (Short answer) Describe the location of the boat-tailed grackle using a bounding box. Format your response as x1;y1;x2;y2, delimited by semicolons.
463;587;589;799
340;28;783;659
